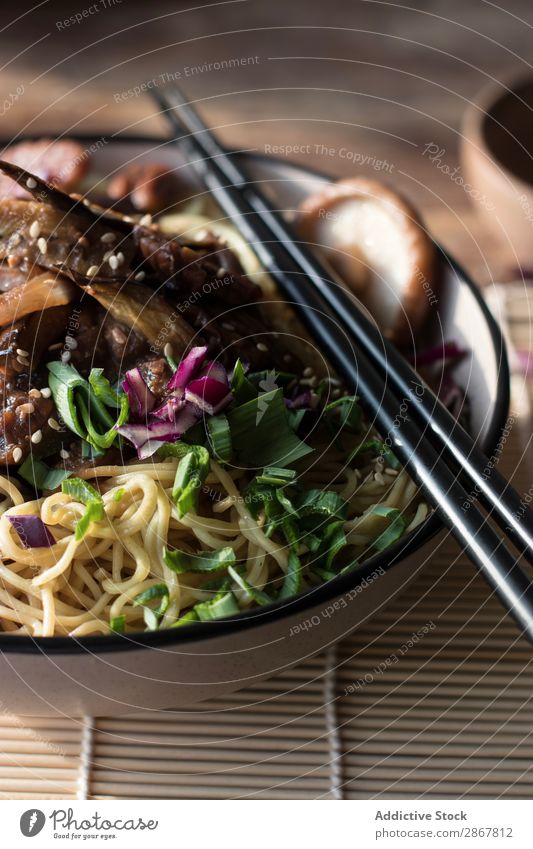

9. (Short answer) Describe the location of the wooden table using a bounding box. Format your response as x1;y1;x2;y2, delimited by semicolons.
2;0;533;283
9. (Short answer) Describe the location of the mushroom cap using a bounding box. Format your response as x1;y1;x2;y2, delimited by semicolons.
297;177;437;347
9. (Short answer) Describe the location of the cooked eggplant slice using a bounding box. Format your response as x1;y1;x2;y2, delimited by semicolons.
0;159;133;232
83;280;194;354
0;199;136;278
0;272;77;329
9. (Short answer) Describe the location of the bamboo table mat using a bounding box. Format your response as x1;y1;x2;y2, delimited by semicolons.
1;285;532;801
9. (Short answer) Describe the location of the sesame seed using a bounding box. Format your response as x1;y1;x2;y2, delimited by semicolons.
16;348;29;357
31;429;43;444
116;252;125;266
134;270;145;282
18;403;34;416
65;336;78;350
163;343;173;359
123;216;134;223
26;177;37;189
47;342;62;351
86;265;99;277
374;472;386;486
385;468;399;477
221;322;234;331
28;388;42;399
40;387;52;398
59;448;70;460
76;235;89;248
103;250;113;262
7;255;20;268
12;447;22;463
303;367;314;378
29;221;40;239
16;355;30;367
61;350;71;363
256;342;268;352
108;255;119;271
48;417;61;431
37;237;47;255
100;232;116;244
139;213;152;226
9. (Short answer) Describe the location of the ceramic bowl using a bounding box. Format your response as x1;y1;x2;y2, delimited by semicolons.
0;136;510;716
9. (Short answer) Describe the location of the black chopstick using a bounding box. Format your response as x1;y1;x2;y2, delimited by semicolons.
155;87;533;567
152;86;533;642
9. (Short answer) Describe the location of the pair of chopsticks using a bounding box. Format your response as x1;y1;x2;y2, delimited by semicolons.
152;86;533;642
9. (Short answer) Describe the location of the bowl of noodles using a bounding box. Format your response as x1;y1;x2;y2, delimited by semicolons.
0;136;508;715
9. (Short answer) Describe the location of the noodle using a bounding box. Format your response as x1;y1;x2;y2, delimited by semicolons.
0;210;428;637
0;426;423;635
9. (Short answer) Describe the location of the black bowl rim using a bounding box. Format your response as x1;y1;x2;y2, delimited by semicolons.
0;134;510;654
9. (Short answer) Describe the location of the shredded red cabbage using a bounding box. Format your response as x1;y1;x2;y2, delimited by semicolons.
122;367;156;419
8;515;55;548
185;376;232;415
117;347;233;458
408;340;466;368
167;346;208;391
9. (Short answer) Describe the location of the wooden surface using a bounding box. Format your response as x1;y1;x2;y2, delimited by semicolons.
2;0;533;282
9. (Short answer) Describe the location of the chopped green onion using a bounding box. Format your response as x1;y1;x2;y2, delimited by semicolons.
143;607;159;630
110;615;126;633
47;361;87;438
61;477;105;540
18;456;71;491
206;414;232;463
133;583;169;616
368;505;407;551
256;467;297;486
170;609;199;627
163;545;235;574
112;488;125;503
348;438;401;470
171;445;210;518
230;358;256;404
194;590;240;621
279;518;303;599
228;565;272;605
292;489;348;521
227;388;312;467
88;368;123;409
323;395;362;433
47;361;128;451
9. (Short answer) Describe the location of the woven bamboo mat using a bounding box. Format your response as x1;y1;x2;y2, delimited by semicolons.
0;285;532;801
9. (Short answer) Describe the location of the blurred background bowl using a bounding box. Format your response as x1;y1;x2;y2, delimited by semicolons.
462;69;533;270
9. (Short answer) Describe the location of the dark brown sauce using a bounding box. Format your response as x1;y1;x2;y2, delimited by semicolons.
483;79;533;184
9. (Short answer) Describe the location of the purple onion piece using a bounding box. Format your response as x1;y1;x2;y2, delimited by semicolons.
8;515;55;548
408;341;467;368
167;346;208;391
285;390;313;410
185;377;232;415
122;367;156;420
198;360;229;386
151;395;186;421
116;404;200;457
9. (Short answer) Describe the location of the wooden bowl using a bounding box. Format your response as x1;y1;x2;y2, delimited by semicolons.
462;70;533;267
